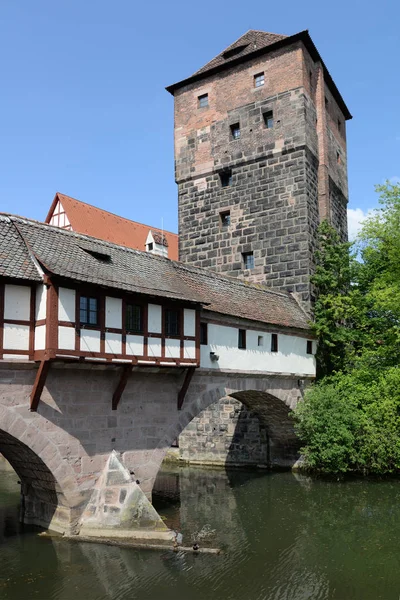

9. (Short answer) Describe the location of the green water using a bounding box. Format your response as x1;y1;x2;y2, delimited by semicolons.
1;466;400;600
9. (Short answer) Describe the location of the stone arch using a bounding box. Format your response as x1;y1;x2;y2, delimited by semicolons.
0;404;84;533
146;375;301;494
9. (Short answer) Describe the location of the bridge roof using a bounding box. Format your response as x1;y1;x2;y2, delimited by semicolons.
0;214;310;331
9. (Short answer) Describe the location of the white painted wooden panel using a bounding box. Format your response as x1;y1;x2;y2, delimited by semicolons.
81;330;101;353
200;323;316;376
3;354;29;360
105;332;122;355
148;338;162;357
35;325;46;350
126;335;144;356
165;338;181;358
4;285;30;320
58;287;76;322
184;340;196;359
3;324;30;350
184;309;196;337
58;326;75;350
105;297;122;329
148;304;162;334
35;285;47;320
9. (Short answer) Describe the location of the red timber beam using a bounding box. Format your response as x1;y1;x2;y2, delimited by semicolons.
177;367;195;411
112;365;133;410
30;360;51;412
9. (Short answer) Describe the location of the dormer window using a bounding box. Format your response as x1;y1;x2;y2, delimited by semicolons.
222;44;248;60
145;231;168;258
147;242;153;251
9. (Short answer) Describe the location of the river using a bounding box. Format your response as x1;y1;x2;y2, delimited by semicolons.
1;465;400;600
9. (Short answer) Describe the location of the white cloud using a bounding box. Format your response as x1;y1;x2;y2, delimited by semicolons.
347;208;374;240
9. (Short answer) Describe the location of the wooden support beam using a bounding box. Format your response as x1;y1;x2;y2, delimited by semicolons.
112;365;133;410
177;367;195;411
30;360;51;412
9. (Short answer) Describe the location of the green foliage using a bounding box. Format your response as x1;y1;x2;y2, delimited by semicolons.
295;181;400;474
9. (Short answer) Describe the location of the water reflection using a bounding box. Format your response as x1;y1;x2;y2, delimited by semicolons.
1;467;400;599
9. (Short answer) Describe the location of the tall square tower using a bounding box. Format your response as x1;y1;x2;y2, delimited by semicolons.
167;30;351;310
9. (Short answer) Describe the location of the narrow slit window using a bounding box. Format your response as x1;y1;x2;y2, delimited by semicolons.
337;152;341;164
307;340;313;355
258;335;264;347
200;322;208;345
230;123;240;140
254;72;264;87
263;110;274;129
271;333;278;353
337;119;341;131
126;304;143;333
242;252;254;270
165;309;180;336
220;210;231;227
238;329;246;349
80;296;98;326
198;94;208;108
220;171;232;187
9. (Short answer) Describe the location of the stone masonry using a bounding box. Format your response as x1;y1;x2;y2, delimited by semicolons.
0;361;302;536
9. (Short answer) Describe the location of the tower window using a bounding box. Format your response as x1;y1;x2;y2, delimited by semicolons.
198;94;208;108
309;70;312;84
337;152;341;164
307;340;313;355
230;123;240;140
238;329;246;349
220;210;231;227
254;72;264;87
271;333;278;353
263;111;274;129
220;170;232;187
337;119;341;132
80;296;98;326
325;97;329;109
242;252;254;270
165;309;180;336
258;335;264;347
200;323;208;345
126;304;143;333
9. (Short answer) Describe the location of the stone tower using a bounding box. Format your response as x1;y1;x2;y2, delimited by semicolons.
167;30;351;310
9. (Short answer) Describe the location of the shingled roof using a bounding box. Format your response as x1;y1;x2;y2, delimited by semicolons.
45;193;179;260
0;215;310;332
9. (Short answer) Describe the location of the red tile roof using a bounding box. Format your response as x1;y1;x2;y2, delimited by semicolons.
45;193;179;260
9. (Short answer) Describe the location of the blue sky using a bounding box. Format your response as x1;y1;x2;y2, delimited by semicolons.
0;0;399;238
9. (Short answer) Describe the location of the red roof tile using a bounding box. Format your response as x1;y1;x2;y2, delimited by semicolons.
45;193;179;260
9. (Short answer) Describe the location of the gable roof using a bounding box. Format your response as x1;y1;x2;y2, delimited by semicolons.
166;29;352;121
45;193;179;260
0;214;310;332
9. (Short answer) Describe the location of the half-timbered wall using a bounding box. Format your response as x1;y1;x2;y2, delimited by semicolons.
48;200;72;230
0;283;34;360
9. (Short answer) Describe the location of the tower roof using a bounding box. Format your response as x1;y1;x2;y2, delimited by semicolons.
166;29;352;120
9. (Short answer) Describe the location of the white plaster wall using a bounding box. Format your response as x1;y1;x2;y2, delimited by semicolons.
3;324;30;350
4;285;30;320
3;354;29;360
126;335;144;356
165;339;180;359
184;309;196;337
35;325;46;350
184;340;196;360
200;323;316;376
105;332;122;355
81;330;101;353
58;287;76;322
105;297;122;329
35;285;47;320
58;326;75;350
148;304;162;334
148;338;162;358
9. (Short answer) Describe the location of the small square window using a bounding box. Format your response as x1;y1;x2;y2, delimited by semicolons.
242;252;254;270
230;123;240;140
254;72;264;87
238;329;246;349
271;333;278;352
258;335;264;347
165;309;180;336
220;171;232;187
220;210;231;227
307;340;313;355
263;111;274;129
200;323;208;345
198;94;208;108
